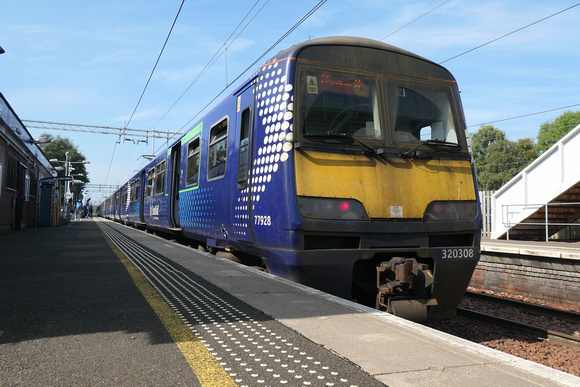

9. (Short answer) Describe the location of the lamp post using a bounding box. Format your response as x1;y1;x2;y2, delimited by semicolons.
49;154;90;223
71;173;85;203
49;152;69;222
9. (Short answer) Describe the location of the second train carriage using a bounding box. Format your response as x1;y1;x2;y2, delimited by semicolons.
102;37;482;322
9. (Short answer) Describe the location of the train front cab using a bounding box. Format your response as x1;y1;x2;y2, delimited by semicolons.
257;38;481;322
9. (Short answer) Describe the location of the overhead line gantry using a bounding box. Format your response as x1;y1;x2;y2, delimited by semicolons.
22;120;182;143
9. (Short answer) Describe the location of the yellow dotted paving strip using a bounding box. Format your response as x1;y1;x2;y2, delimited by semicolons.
101;232;237;387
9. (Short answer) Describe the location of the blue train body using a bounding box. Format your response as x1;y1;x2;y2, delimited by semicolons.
101;37;482;321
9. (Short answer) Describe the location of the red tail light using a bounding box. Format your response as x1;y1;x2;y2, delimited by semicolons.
339;201;350;212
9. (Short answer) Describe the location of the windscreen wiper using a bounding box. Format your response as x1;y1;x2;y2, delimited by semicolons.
304;132;376;155
402;139;459;156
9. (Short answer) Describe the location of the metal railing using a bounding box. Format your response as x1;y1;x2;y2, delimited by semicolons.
502;202;580;241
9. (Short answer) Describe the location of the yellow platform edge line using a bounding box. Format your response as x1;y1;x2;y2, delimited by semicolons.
100;230;237;387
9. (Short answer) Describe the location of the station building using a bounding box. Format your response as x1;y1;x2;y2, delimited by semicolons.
0;92;55;233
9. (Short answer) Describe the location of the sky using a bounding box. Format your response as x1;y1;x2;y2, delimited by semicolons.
2;0;579;203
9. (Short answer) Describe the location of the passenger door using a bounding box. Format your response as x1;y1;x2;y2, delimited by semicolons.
169;143;181;229
232;80;257;247
139;170;145;223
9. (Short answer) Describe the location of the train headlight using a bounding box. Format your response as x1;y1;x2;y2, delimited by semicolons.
423;200;478;221
297;196;370;220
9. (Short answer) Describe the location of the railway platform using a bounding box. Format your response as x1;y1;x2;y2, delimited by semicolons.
482;238;580;260
1;219;578;387
477;238;580;309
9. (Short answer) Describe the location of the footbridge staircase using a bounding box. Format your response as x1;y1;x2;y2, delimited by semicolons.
491;124;580;240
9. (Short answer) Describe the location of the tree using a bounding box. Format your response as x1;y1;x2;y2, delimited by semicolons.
513;137;537;162
535;111;580;154
472;125;506;190
471;125;538;191
471;125;506;160
38;133;90;201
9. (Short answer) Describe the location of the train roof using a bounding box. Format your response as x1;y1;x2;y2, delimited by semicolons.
263;36;453;82
268;36;434;66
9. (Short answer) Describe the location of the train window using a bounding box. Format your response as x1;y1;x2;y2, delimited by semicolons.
237;108;251;189
186;137;200;187
121;186;128;205
130;178;140;202
155;160;166;195
146;168;154;197
300;68;381;143
388;82;459;145
208;118;228;180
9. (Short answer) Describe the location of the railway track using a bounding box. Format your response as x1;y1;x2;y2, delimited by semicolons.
460;291;580;345
464;291;580;320
428;291;580;376
457;308;580;346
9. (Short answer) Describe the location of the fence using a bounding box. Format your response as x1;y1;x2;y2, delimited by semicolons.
479;191;493;238
501;202;580;241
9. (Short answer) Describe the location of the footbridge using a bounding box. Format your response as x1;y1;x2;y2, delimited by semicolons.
491;124;580;240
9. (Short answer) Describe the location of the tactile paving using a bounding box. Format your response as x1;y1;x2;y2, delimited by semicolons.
98;221;383;387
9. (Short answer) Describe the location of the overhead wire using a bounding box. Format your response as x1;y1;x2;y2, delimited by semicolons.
130;0;273;181
173;0;327;138
469;110;580;168
105;0;185;184
467;103;580;129
109;2;578;184
116;0;282;183
376;1;580;139
471;120;580;142
123;0;186;130
440;4;580;149
104;142;118;185
146;0;327;160
440;2;580;64
379;0;449;42
150;0;268;129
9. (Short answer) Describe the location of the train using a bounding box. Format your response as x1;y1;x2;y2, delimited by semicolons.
100;37;482;322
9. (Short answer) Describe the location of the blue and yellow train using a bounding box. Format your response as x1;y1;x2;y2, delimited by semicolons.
100;37;482;322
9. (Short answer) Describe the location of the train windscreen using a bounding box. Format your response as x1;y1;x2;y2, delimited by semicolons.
300;69;382;142
387;82;459;145
299;67;463;151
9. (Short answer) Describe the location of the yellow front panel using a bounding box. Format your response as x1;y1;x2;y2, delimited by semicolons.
295;150;476;219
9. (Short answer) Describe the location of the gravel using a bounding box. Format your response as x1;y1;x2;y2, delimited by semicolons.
426;288;580;377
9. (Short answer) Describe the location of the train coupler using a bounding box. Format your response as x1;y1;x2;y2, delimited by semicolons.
376;258;437;322
376;257;434;293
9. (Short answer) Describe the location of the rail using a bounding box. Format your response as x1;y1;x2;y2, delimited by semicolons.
502;201;580;241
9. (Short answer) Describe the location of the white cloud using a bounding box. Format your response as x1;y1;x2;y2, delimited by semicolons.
114;109;161;124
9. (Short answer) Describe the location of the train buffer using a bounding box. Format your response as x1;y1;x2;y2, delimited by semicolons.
1;219;578;387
